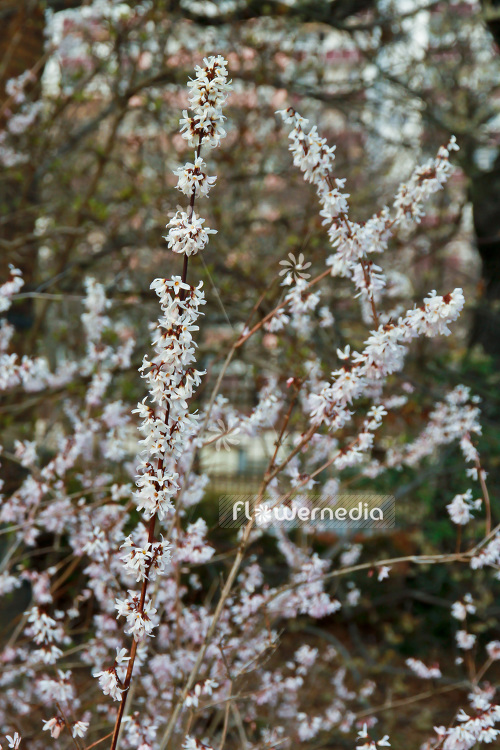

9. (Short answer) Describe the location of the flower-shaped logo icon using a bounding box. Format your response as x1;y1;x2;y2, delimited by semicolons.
208;419;240;452
279;252;311;283
254;502;273;527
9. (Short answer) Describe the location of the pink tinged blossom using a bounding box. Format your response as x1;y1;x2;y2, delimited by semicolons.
340;544;362;567
37;669;75;703
456;630;476;650
297;713;323;741
26;606;62;646
94;667;123;701
276;108;336;187
486;640;500;660
81;277;111;343
42;717;65;738
202;679;218;695
7;101;43;135
294;644;318;671
185;683;202;708
460;435;479;464
406;658;442;679
174;518;214;564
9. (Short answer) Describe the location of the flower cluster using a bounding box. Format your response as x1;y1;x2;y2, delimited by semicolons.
25;606;66;665
174;156;216;198
179;55;231;148
406;658;442;680
356;724;391;749
94;667;123;702
133;277;205;520
451;593;476;620
470;532;500;569
115;591;158;641
306;288;464;438
394;136;459;224
0;266;23;312
447;489;482;525
165;56;230;258
278;107;459;315
164;211;216;256
434;694;500;748
120;534;172;581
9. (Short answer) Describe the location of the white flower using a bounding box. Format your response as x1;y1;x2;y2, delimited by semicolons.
279;252;311;282
346;587;360;606
164;210;216;257
183;738;213;750
446;490;480;525
337;345;350;360
179;55;231;149
94;668;123;701
377;566;391;581
115;593;158;641
406;658;441;679
174;156;216;198
42;717;65;738
486;640;500;660
208;418;240;452
0;266;23;313
443;724;475;749
185;683;202;708
254;503;273;527
340;543;362;567
72;721;89;738
203;679;218;695
451;595;476;621
120;536;171;582
456;630;476;650
115;647;131;664
356;724;390;749
6;733;21;749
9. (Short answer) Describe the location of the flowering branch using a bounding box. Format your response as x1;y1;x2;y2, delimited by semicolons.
106;56;230;750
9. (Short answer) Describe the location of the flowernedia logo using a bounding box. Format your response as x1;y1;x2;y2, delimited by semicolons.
219;494;395;529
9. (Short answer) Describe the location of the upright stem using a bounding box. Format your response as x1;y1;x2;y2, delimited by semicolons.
109;515;156;750
109;135;200;750
476;456;492;535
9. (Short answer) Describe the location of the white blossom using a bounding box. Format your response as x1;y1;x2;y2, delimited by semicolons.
456;630;476;650
94;668;123;701
42;717;65;738
164;211;216;257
